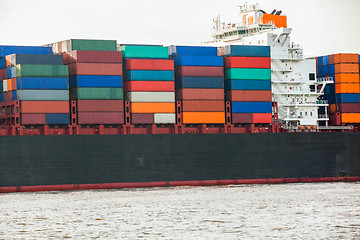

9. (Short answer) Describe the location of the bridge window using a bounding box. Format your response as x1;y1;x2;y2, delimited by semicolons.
309;73;315;80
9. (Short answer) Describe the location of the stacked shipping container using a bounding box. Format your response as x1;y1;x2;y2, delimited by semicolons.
317;53;360;124
59;39;124;124
170;46;225;124
0;45;70;125
121;45;176;124
224;45;272;124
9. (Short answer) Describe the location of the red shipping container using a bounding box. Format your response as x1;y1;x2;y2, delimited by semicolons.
126;59;174;71
182;100;225;112
337;103;360;113
63;50;122;64
232;113;253;123
21;101;69;113
126;81;175;92
176;66;224;77
0;68;6;81
77;100;124;112
253;113;272;123
177;89;224;100
77;112;124;124
3;92;12;102
225;57;271;69
227;90;272;102
21;113;46;125
131;113;154;124
68;63;123;76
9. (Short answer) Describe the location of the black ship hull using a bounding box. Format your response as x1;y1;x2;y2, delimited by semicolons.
1;133;360;193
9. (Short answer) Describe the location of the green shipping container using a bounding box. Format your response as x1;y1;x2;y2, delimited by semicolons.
226;68;271;80
67;39;117;51
16;64;68;77
72;88;123;100
120;45;169;59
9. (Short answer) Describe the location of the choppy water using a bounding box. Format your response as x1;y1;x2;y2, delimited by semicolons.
0;183;359;239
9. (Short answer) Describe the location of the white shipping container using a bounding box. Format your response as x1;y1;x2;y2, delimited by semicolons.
154;113;176;124
11;67;16;78
3;80;7;92
127;92;175;102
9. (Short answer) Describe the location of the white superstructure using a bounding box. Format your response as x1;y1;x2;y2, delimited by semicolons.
205;3;332;130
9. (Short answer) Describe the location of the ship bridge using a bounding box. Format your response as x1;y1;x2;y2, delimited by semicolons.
205;3;332;131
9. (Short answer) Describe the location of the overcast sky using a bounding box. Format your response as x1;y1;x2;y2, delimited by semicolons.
0;0;359;57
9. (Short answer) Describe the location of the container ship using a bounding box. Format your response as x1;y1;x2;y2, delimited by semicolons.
0;4;359;193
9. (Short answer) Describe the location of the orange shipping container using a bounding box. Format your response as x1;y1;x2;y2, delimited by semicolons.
5;55;11;67
334;53;359;64
182;112;225;124
335;64;359;74
252;113;272;123
21;101;70;113
227;90;271;102
130;102;175;113
341;113;360;123
328;54;335;65
335;83;360;94
7;79;12;91
261;13;287;28
182;100;225;112
335;73;360;83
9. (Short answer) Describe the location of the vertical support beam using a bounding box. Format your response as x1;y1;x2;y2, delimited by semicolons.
176;101;182;124
43;125;49;135
202;124;207;133
250;123;255;133
99;124;104;135
225;101;232;124
70;101;77;125
125;101;131;125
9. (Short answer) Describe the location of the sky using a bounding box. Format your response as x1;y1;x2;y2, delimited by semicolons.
0;0;359;57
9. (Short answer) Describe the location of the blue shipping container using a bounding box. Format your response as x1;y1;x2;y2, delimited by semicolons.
225;45;270;57
12;90;16;100
0;57;4;69
0;45;52;57
69;75;122;88
46;113;70;125
17;77;69;90
324;84;335;95
336;93;360;103
175;56;223;67
175;77;224;89
317;56;323;66
226;80;271;90
10;54;63;65
169;46;217;56
126;70;174;81
232;102;272;113
324;94;336;104
0;93;3;102
7;67;12;78
323;55;329;66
